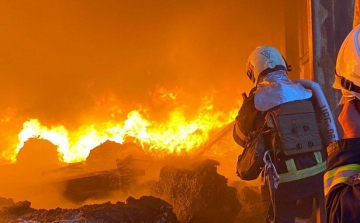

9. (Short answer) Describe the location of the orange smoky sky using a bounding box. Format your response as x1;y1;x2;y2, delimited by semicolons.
0;0;284;161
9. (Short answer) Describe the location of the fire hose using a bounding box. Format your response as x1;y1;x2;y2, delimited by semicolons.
263;150;280;223
294;79;339;144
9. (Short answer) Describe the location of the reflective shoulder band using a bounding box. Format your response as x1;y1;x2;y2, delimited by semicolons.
324;164;360;196
279;161;326;183
234;122;248;142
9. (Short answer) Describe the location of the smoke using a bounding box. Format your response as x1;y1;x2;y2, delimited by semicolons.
0;0;284;160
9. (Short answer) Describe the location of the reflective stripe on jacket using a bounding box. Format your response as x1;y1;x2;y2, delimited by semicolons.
233;88;266;148
325;138;360;223
280;152;326;183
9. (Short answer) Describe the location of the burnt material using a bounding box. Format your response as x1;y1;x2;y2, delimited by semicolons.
16;138;60;168
0;197;14;209
151;159;241;223
62;155;145;203
86;141;146;171
0;196;179;223
62;168;122;203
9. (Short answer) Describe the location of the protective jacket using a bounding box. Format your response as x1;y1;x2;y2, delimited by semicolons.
234;88;326;222
234;89;326;195
324;138;360;223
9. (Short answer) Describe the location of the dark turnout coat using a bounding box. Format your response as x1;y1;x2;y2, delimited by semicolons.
233;89;325;200
324;138;360;223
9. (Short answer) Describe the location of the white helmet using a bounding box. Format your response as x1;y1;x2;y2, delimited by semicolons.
335;24;360;103
246;46;289;85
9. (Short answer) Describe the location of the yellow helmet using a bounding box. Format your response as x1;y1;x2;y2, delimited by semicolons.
335;24;360;103
246;46;289;85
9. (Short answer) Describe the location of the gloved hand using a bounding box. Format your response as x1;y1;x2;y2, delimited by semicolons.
339;100;360;139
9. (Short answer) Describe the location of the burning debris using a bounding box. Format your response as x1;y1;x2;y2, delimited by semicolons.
151;159;241;223
60;167;125;203
61;154;146;203
9;98;236;164
0;196;179;223
39;141;148;204
85;141;148;171
0;139;152;207
16;138;60;168
0;128;262;222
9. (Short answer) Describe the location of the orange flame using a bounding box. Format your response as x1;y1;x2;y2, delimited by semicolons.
6;91;240;163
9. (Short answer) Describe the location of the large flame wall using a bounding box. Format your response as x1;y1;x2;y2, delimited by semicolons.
13;96;239;163
0;0;285;164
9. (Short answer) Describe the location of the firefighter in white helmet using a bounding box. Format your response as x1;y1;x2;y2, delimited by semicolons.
324;24;360;223
234;46;327;223
333;24;360;104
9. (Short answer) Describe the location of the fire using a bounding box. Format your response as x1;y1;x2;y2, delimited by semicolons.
15;119;69;162
5;91;241;163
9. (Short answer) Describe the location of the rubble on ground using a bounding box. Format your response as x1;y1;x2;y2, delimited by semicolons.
20;141;147;204
231;181;264;222
0;135;265;222
0;197;14;208
151;159;241;223
0;196;179;223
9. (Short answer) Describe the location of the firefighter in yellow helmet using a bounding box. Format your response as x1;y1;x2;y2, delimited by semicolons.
234;46;328;223
324;24;360;223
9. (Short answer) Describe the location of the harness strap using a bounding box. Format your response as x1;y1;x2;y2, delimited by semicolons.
314;151;322;164
285;159;297;173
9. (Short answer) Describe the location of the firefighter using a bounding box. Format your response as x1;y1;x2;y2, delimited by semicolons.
234;46;327;223
324;24;360;223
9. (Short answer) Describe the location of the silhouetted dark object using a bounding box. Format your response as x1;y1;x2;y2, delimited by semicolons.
62;154;145;203
16;138;60;168
86;141;146;171
230;181;264;223
151;159;241;223
0;197;14;209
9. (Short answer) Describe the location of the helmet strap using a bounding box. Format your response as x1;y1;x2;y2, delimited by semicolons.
335;73;360;93
282;56;292;71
